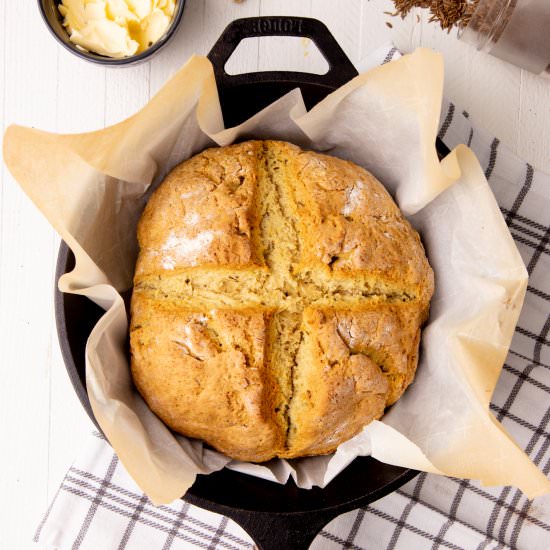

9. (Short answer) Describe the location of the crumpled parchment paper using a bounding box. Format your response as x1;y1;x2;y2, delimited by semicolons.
4;48;549;505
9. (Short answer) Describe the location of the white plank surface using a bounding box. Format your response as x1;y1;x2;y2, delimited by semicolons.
0;1;549;549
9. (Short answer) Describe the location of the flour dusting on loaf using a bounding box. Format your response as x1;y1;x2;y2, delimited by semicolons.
130;140;434;462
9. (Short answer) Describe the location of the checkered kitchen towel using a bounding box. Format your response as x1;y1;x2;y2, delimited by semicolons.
35;49;550;550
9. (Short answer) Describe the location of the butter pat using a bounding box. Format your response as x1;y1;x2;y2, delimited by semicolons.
58;0;176;59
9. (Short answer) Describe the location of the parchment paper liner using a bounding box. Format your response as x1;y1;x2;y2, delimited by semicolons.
4;48;550;505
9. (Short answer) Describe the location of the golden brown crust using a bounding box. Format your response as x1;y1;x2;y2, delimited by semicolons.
281;303;424;458
135;141;264;277
130;140;434;462
284;142;434;304
130;295;284;462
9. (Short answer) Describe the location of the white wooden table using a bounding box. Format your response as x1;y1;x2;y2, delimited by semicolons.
1;1;549;548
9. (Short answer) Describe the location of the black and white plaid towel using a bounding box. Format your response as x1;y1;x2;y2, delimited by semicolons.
34;49;550;550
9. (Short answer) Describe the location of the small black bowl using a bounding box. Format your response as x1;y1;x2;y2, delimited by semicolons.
38;0;186;66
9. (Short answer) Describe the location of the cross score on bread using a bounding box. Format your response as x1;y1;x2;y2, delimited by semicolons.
130;141;433;462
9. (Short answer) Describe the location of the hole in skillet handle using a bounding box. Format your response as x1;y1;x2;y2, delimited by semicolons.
207;16;359;128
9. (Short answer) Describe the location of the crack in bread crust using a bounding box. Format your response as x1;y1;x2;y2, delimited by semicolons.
131;140;434;461
133;268;417;309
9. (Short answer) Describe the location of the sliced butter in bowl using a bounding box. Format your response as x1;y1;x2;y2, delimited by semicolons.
58;0;176;59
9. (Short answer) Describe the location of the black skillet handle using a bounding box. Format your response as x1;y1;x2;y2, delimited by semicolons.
218;506;342;550
208;16;358;88
207;17;358;127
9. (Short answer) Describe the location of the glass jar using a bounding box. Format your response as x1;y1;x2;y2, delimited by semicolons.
460;0;550;77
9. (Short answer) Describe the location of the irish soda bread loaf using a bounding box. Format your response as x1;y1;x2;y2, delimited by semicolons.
130;140;434;462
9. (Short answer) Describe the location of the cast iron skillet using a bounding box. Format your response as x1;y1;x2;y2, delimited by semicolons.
55;17;449;550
